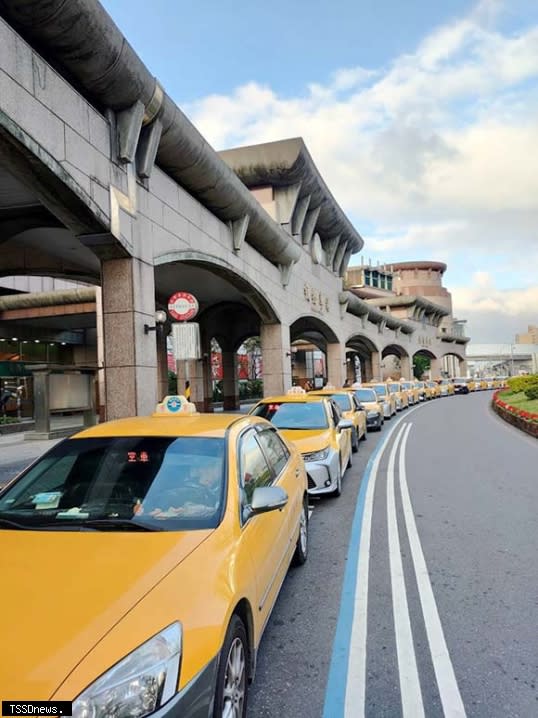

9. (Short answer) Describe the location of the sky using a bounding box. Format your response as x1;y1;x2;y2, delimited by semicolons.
101;0;538;343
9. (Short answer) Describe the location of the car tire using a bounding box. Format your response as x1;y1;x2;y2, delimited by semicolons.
292;498;308;566
347;448;353;469
214;615;249;718
361;428;367;441
352;428;360;453
331;464;342;498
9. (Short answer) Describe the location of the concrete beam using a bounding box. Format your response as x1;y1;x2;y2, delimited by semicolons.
291;193;311;236
136;119;163;179
230;215;250;252
116;100;145;164
301;205;321;246
323;235;340;268
332;239;348;274
274;182;302;228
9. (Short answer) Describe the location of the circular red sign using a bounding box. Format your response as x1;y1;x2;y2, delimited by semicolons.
167;292;199;322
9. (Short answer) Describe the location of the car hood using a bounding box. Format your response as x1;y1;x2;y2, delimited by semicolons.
0;529;211;700
278;428;333;454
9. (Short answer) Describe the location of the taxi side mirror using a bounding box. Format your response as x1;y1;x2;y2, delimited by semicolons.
250;486;288;516
337;419;353;432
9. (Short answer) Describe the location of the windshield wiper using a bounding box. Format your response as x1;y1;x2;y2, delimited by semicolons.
0;517;30;530
57;518;160;532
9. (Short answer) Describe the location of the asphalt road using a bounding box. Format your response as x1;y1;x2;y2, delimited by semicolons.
249;392;538;718
0;395;536;716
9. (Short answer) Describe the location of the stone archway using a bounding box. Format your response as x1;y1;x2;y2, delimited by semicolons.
346;333;381;383
382;343;411;381
290;314;341;388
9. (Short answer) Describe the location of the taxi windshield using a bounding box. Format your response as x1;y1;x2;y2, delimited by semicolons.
354;389;377;402
372;385;387;397
252;401;328;430
401;383;413;390
389;383;400;392
329;394;351;411
0;437;226;532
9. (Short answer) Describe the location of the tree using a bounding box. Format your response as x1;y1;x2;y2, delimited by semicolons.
413;355;431;379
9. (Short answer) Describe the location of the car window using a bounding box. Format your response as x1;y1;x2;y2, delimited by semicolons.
239;430;274;509
330;400;342;426
330;393;352;411
252;401;329;429
257;429;290;477
0;437;226;531
354;389;377;402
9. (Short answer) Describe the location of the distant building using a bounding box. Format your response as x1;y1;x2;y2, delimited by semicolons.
345;260;469;378
516;325;538;344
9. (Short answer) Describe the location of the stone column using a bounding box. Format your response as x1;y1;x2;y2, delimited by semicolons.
260;322;291;397
222;350;239;410
371;351;382;381
430;357;441;379
460;359;468;376
326;342;345;387
400;356;412;380
101;257;158;420
95;287;106;422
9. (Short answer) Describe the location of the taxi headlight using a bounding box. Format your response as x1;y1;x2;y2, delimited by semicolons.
302;447;330;462
72;623;181;718
367;410;379;418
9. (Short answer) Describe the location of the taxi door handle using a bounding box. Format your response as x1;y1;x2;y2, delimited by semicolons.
295;469;301;477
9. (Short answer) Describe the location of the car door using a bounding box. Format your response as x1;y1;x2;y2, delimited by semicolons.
328;400;351;474
352;395;366;438
237;428;291;627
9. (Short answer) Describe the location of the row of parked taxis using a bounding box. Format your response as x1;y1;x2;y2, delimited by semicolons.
0;376;500;717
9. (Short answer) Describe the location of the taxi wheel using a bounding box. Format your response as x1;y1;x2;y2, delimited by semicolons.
214;615;248;718
361;428;367;441
292;498;309;566
352;428;359;453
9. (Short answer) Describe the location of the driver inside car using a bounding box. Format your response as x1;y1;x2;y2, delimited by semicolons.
136;462;222;520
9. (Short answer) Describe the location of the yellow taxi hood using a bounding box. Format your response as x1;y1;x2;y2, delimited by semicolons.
278;428;332;453
0;529;211;700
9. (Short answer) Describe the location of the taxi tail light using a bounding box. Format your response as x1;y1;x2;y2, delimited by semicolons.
72;623;181;718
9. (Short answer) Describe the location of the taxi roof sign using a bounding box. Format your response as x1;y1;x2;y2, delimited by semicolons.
287;386;306;394
153;395;198;416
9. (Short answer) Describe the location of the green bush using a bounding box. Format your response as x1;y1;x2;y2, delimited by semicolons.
524;384;538;401
506;375;538;394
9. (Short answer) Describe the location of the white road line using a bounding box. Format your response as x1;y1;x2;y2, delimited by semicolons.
344;415;415;718
399;424;467;718
387;423;425;717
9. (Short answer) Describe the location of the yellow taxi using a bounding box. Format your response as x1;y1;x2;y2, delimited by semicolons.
250;388;353;497
436;378;455;396
426;380;442;398
0;396;309;716
400;380;421;405
361;382;397;419
414;380;433;401
347;384;385;431
308;386;367;452
386;379;410;411
475;378;488;391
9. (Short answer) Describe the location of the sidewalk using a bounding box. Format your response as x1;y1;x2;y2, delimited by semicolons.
0;416;84;471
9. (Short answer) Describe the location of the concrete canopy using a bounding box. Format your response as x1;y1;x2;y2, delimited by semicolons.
219;138;363;261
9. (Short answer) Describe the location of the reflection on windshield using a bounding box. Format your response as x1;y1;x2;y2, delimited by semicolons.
354;389;377;402
330;394;351;411
0;437;226;531
372;385;387;397
252;401;329;430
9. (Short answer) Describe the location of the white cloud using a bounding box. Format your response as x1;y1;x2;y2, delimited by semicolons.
184;0;538;342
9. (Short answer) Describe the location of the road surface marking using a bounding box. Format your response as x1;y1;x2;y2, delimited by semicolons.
399;424;467;718
387;423;425;717
323;406;421;717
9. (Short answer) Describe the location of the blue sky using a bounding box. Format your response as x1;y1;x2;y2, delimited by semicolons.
101;0;538;342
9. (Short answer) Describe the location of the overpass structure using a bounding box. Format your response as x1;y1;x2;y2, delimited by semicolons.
0;0;468;419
